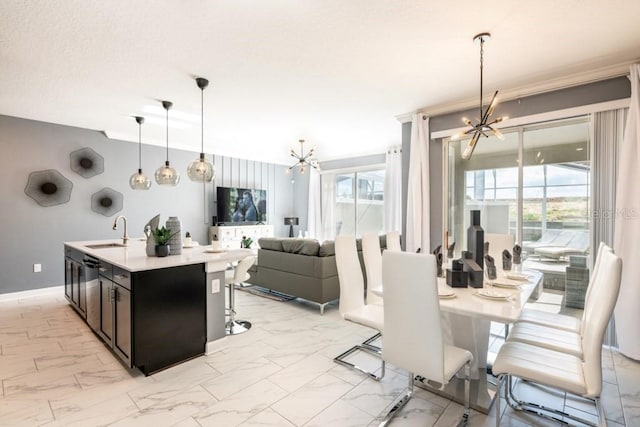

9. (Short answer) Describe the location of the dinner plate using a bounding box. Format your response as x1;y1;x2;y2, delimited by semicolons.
438;290;456;299
183;243;198;249
505;272;529;281
491;278;521;288
474;289;510;300
204;247;226;253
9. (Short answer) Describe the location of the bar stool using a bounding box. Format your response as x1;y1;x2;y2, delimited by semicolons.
225;256;255;335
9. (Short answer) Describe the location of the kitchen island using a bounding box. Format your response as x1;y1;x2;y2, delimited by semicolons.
64;239;253;375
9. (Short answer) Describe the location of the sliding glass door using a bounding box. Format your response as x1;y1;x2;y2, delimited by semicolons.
331;168;385;237
445;118;590;265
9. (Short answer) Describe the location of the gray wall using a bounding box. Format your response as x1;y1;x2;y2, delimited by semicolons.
402;76;631;250
0;115;293;294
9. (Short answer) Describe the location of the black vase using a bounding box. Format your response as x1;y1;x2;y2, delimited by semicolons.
467;210;484;268
155;245;170;257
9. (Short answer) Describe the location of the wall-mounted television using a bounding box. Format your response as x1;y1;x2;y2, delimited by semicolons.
216;187;267;225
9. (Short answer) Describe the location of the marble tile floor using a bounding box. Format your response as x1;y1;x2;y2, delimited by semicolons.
1;288;639;427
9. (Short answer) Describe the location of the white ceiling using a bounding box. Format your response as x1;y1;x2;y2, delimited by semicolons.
1;1;639;165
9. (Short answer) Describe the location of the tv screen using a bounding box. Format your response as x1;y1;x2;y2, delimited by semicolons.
216;187;267;225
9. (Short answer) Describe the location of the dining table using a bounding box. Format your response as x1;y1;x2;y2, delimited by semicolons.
371;269;544;414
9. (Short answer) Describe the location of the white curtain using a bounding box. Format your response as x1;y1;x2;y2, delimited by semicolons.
405;114;430;252
321;172;336;241
614;63;640;360
384;146;402;233
307;167;322;241
592;108;626;347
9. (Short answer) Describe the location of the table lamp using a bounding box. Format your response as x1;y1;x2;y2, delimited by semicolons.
284;217;299;237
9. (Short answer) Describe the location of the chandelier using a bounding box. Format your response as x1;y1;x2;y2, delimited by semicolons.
452;32;507;160
285;139;318;174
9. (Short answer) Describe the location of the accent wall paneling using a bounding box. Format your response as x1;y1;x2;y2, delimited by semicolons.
212;155;293;238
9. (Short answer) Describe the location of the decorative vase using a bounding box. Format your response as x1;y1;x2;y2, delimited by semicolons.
166;216;182;255
467;210;484;268
155;245;170;257
146;233;156;256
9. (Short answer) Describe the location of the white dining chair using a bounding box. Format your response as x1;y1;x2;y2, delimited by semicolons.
517;242;607;333
494;246;622;427
386;231;401;252
362;233;384;306
334;234;385;380
506;243;612;357
375;251;472;426
224;255;255;335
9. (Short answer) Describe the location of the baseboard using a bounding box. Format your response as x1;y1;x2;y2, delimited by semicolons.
0;285;64;302
205;336;229;355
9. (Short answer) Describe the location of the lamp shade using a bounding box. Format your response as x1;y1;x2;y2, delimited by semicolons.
284;217;299;226
187;153;214;182
155;161;180;186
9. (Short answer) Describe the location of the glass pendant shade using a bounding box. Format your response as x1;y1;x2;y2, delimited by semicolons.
130;116;151;190
156;100;180;186
130;169;151;190
187;153;214;182
189;77;215;182
155;161;180;186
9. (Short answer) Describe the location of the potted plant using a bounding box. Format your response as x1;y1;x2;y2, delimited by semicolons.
241;235;253;249
151;226;176;257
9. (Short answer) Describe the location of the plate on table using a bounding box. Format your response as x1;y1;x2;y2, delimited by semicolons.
183;243;199;249
204;247;225;253
438;289;456;299
504;272;529;281
474;289;510;300
491;278;521;288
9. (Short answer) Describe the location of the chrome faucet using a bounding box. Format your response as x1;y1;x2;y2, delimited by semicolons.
112;215;129;245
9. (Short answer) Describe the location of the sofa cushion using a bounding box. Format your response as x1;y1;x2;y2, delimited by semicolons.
319;241;335;257
257;249;337;278
282;238;320;256
258;238;284;251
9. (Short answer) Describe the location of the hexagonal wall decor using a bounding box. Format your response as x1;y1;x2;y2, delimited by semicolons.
91;187;123;217
70;147;104;178
24;169;73;207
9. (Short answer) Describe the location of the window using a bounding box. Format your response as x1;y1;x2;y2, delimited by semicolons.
445;118;590;265
328;168;385;237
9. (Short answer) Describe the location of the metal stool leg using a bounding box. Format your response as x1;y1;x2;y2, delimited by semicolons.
225;282;251;335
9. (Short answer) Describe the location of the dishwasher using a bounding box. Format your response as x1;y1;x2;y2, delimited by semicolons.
83;255;101;332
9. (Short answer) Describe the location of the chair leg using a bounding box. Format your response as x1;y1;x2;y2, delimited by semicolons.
504;374;603;427
375;371;414;426
334;333;385;381
495;374;502;427
458;361;470;427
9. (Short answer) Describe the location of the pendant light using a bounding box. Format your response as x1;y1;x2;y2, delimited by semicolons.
129;116;151;190
285;139;318;175
154;100;180;186
451;32;507;160
187;77;215;182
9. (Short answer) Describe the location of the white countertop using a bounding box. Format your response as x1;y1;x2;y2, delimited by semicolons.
65;239;254;272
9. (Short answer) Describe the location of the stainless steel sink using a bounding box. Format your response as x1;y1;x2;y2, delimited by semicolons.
85;243;126;249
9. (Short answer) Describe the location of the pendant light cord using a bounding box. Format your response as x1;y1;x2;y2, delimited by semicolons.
201;86;205;153
166;106;169;163
479;37;484;120
138;122;142;170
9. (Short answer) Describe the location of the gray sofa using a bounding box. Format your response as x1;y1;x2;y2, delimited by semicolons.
247;236;386;313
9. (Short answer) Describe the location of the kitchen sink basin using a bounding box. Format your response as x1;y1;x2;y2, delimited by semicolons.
85;243;126;249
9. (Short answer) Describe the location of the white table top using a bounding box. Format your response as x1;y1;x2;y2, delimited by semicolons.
65;239;254;272
371;270;542;324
